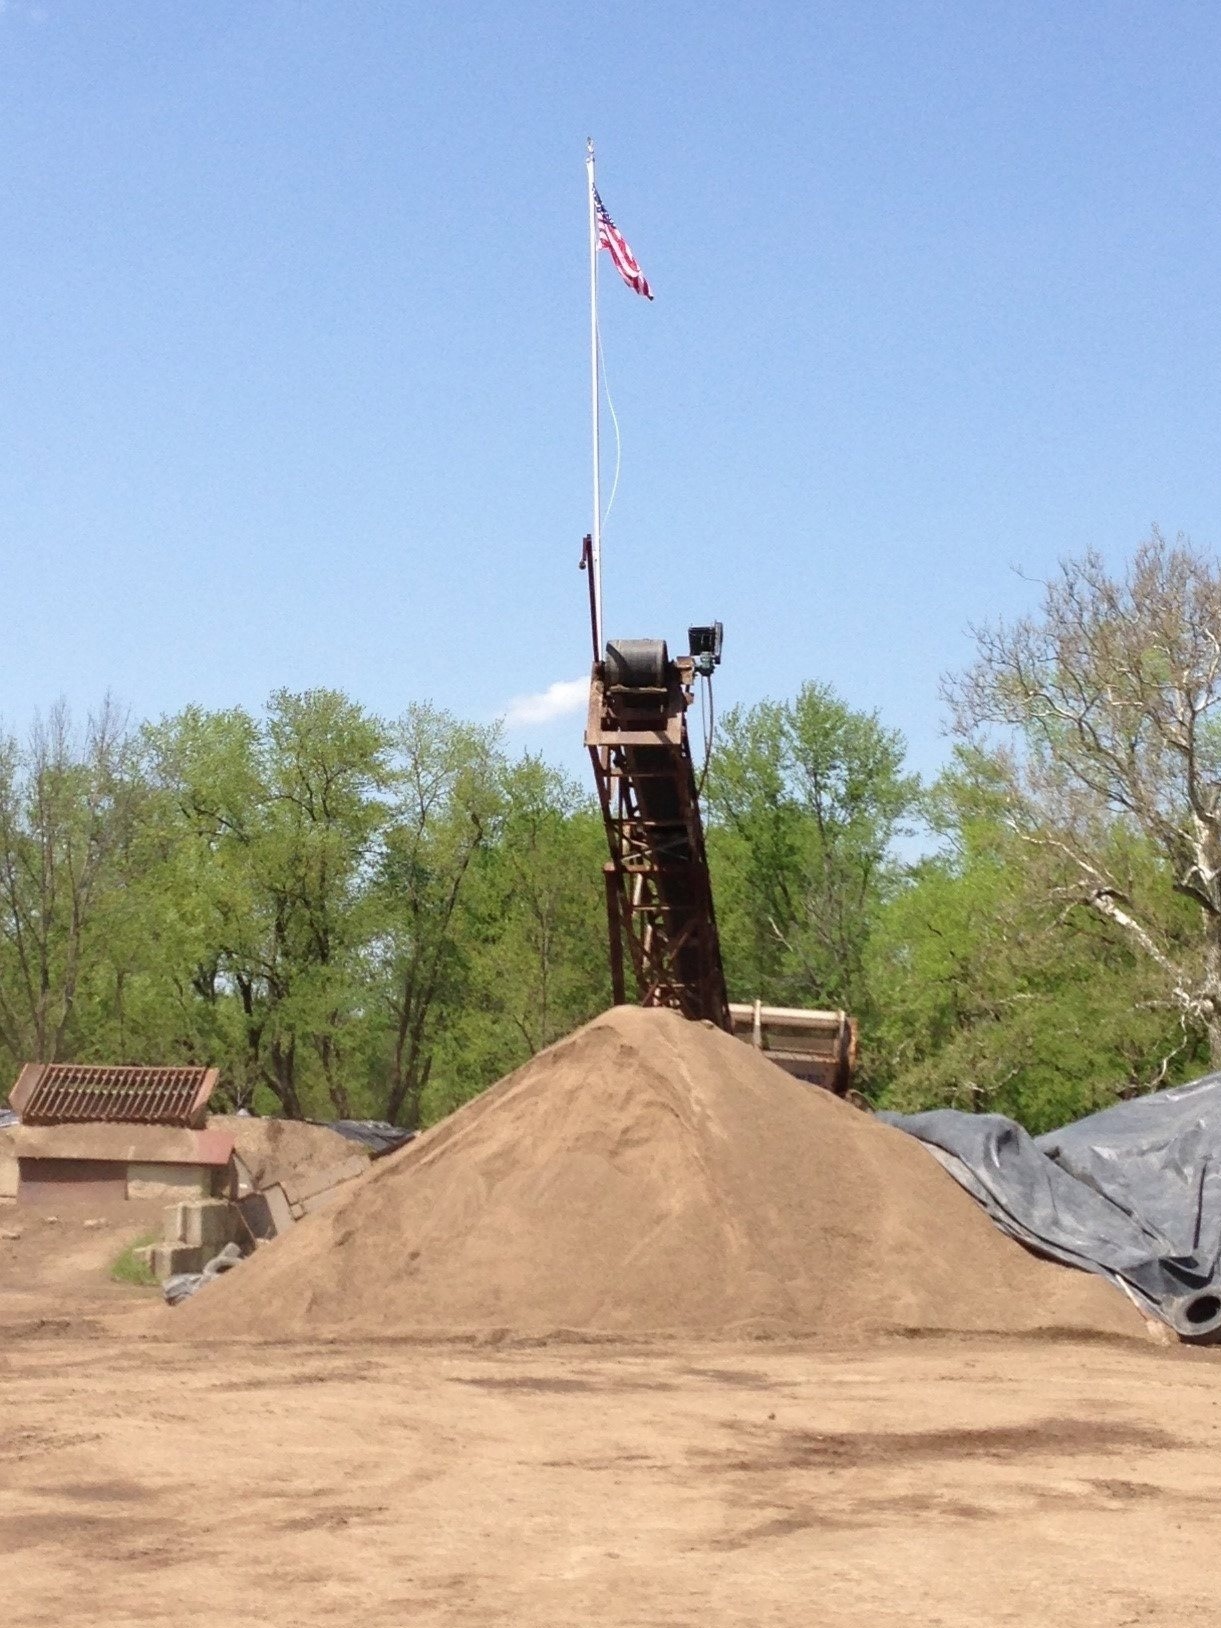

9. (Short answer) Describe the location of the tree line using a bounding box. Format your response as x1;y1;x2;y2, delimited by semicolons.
2;530;1216;1132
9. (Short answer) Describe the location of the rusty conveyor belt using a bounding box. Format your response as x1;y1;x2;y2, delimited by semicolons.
585;643;730;1028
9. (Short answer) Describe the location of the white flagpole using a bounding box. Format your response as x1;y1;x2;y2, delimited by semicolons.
586;137;603;658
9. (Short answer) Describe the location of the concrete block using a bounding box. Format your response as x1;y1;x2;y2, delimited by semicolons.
261;1182;295;1236
0;1157;17;1200
298;1185;350;1217
232;1153;256;1198
290;1155;368;1206
152;1242;205;1278
238;1187;300;1242
167;1198;237;1251
129;1163;213;1200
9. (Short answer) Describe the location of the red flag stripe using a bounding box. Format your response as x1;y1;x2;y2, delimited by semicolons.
594;189;653;300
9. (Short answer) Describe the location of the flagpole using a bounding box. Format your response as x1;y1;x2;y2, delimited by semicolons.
586;137;603;659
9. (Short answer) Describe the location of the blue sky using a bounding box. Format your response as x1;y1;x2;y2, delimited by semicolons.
2;1;1219;785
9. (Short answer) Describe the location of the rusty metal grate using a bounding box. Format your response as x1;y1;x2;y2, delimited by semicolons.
9;1063;219;1128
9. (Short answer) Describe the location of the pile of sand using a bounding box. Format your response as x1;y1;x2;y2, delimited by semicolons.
208;1115;369;1197
177;1007;1143;1341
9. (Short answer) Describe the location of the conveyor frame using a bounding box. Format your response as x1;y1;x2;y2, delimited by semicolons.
585;654;731;1029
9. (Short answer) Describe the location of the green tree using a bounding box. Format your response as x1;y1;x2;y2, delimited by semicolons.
147;690;392;1117
371;705;502;1128
950;532;1221;1065
870;750;1201;1131
0;700;146;1069
706;682;918;1029
441;756;609;1106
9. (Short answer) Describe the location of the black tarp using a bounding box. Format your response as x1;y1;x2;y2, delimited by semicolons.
882;1075;1221;1339
308;1119;417;1158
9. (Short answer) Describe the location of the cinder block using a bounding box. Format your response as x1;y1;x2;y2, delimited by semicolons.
298;1185;349;1217
290;1155;368;1206
152;1242;205;1278
129;1163;212;1200
232;1153;256;1198
261;1183;295;1235
0;1157;17;1200
169;1198;236;1251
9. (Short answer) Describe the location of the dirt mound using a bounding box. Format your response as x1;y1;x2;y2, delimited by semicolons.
208;1115;368;1197
176;1007;1144;1341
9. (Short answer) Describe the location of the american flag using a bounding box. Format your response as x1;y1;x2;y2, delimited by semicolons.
594;188;653;300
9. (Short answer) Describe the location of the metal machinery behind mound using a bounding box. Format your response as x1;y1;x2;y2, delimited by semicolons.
586;635;730;1027
581;582;857;1095
729;1001;857;1095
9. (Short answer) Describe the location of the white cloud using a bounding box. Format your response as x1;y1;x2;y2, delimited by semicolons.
503;677;588;728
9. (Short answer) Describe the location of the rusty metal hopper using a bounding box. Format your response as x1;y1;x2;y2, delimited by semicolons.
8;1063;220;1128
729;1002;857;1096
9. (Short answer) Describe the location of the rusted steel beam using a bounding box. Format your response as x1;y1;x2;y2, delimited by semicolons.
586;654;730;1030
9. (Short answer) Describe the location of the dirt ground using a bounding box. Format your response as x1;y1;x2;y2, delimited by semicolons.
2;1217;1220;1628
0;1196;168;1323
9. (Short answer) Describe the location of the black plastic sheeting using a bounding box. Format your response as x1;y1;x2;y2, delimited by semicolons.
309;1119;417;1158
882;1075;1221;1340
